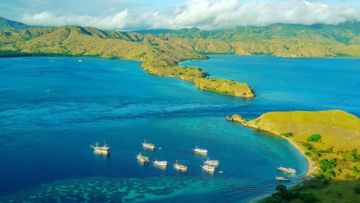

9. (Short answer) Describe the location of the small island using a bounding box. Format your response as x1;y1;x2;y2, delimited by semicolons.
194;78;255;98
227;110;360;202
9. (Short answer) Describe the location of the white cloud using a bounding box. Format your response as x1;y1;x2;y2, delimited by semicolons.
21;0;360;30
22;10;129;30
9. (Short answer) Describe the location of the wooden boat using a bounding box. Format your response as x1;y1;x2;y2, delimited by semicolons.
173;161;188;172
276;176;290;182
142;140;155;151
204;159;219;168
193;146;208;156
90;142;110;155
136;153;149;164
202;164;215;174
153;160;168;169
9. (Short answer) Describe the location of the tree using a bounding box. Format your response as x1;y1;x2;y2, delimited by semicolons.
308;134;321;142
355;184;360;195
275;185;287;192
299;192;318;203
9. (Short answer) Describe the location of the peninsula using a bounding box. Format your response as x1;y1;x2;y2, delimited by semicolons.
2;16;360;202
228;110;360;202
2;17;360;98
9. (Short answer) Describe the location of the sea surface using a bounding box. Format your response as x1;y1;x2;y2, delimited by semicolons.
0;55;358;202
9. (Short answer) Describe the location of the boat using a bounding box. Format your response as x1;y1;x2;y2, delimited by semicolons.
277;166;297;175
202;164;215;174
153;160;168;169
276;176;290;182
142;140;155;151
136;153;149;164
204;159;219;167
173;161;188;172
90;142;110;155
193;146;208;156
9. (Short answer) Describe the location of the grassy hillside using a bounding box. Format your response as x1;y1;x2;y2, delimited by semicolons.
2;18;360;97
194;78;255;98
228;110;360;202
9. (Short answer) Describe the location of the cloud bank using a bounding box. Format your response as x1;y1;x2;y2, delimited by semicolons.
21;0;360;30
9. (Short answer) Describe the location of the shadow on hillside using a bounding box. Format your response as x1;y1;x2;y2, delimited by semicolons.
263;176;360;203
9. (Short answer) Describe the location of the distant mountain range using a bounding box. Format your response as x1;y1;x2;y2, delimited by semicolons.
1;16;360;79
0;17;30;30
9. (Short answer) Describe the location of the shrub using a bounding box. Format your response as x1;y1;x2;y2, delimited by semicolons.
308;134;321;142
320;159;337;171
344;153;356;162
324;170;336;178
352;167;360;175
282;132;293;137
352;149;358;155
303;142;314;151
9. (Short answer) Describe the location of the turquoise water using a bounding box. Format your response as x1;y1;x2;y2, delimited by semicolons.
0;55;358;202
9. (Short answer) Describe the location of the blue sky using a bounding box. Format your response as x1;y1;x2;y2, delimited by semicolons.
1;0;360;30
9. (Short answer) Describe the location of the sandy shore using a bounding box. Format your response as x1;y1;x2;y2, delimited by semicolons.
283;137;315;176
237;120;315;177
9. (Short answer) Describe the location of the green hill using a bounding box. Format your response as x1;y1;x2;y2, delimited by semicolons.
1;17;360;97
228;110;360;202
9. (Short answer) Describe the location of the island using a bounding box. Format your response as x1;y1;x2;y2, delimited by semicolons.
3;17;360;98
194;78;255;98
227;110;360;202
2;17;360;201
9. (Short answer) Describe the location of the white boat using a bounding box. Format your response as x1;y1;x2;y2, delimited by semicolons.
202;164;215;174
277;166;297;175
193;146;208;156
276;176;290;182
90;142;110;155
204;159;219;168
136;153;149;164
153;160;168;169
173;161;188;172
142;140;155;151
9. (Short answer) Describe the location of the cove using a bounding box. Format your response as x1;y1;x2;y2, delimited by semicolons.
0;56;312;202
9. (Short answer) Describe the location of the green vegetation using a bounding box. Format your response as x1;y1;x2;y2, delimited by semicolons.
0;17;259;98
2;18;360;97
2;17;360;202
308;134;322;142
355;184;360;194
282;132;293;137
264;184;319;203
263;176;360;203
230;110;360;202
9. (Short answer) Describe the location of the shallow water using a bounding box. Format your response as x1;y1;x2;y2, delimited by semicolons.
1;55;358;202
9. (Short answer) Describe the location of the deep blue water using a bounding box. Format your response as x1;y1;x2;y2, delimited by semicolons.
0;55;358;202
183;55;360;117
